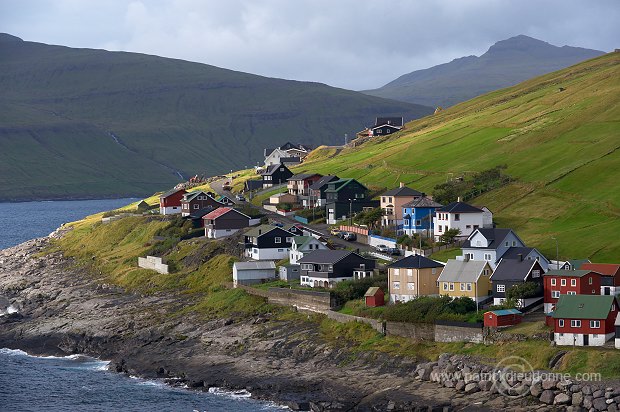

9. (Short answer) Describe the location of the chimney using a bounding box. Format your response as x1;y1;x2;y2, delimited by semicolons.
400;182;405;188
457;197;462;202
518;253;523;261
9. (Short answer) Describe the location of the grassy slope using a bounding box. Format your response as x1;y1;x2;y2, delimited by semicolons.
0;36;432;200
296;53;620;262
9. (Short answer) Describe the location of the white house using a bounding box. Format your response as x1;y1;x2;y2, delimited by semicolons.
289;236;328;265
433;199;492;240
457;228;527;269
243;225;295;261
232;261;276;287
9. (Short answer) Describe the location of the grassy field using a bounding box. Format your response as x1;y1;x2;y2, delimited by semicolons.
293;53;620;262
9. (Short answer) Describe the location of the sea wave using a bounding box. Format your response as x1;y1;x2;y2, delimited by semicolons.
0;347;110;370
208;387;252;398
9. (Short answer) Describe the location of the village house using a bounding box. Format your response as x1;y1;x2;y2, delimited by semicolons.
437;258;493;305
616;313;620;349
279;264;301;282
289;236;328;265
324;178;378;224
299;250;376;288
232;261;276;287
264;142;311;167
387;255;445;303
580;263;620;296
203;207;256;239
433;199;493;240
244;179;264;194
287;173;323;197
243;225;295;260
555;259;591;271
402;197;443;236
263;192;298;212
369;117;404;136
500;247;551;271
260;163;293;188
217;195;236;206
458;228;539;270
543;269;602;314
380;184;425;229
159;188;187;215
306;175;339;207
489;256;545;308
365;287;385;307
552;294;619;346
180;191;225;217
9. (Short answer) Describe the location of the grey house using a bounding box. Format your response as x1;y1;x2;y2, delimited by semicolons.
299;250;376;288
490;256;545;308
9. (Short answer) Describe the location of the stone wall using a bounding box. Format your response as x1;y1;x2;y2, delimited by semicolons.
435;322;483;343
232;284;336;311
137;256;169;274
326;311;384;333
386;321;435;341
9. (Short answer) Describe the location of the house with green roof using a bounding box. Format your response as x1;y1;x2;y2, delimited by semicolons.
552;294;619;346
289;236;328;264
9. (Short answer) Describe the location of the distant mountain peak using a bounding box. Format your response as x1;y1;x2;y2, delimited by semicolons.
486;35;552;54
0;33;23;43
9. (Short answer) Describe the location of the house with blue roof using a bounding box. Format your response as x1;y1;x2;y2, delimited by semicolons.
402;197;443;237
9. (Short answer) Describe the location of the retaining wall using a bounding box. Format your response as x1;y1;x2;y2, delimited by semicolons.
232;284;336;311
138;256;169;274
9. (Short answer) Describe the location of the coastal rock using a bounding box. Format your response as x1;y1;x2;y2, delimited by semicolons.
554;393;571;405
572;392;583;406
464;383;480;394
593;397;608;411
540;390;555;405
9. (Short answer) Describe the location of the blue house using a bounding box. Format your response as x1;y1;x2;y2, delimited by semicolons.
402;197;443;236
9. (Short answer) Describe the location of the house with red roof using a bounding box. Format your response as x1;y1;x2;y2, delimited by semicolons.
580;263;620;296
552;294;619;346
159;188;187;215
543;269;602;314
203;207;256;239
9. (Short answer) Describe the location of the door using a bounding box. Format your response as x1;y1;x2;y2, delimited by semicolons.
583;334;589;346
604;287;611;295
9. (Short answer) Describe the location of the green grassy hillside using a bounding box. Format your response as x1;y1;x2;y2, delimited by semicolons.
0;34;432;201
298;52;620;262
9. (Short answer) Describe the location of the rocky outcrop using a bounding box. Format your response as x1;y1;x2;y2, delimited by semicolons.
1;235;618;411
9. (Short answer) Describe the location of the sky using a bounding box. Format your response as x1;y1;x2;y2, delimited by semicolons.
1;0;618;90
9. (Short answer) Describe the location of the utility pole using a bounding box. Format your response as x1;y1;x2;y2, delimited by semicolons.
349;199;353;226
344;133;348;146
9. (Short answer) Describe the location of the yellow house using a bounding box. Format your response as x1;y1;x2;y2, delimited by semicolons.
387;255;445;303
437;258;493;303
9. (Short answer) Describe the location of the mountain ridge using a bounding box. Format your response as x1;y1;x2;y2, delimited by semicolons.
363;35;605;108
0;34;432;201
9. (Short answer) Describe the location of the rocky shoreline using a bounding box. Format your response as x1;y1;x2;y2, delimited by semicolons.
0;235;617;411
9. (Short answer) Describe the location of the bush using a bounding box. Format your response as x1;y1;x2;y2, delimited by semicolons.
382;295;478;323
331;275;388;306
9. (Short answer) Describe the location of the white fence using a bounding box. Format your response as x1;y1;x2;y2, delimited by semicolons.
367;234;397;249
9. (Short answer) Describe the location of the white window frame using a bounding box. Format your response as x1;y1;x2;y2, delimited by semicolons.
393;281;400;290
551;290;560;298
570;320;581;328
561;279;567;286
559;319;564;327
551;278;556;286
571;278;577;286
497;284;505;293
274;237;282;244
590;320;600;328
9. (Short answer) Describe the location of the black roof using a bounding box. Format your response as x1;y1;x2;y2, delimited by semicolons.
261;163;291;176
309;175;339;190
402;197;443;208
298;250;364;264
382;186;425;197
388;255;444;269
436;201;483;213
490;258;539;282
375;117;403;127
501;247;535;260
288;173;321;181
245;179;263;191
280;156;301;164
462;228;513;249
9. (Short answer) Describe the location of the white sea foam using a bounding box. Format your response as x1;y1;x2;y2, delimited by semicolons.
208;387;252;398
0;348;29;356
0;347;110;371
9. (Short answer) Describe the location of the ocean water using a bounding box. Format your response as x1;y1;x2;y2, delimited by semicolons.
0;349;282;412
0;198;138;250
0;199;284;411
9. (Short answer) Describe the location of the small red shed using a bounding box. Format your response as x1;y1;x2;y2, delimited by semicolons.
365;287;385;307
484;309;523;328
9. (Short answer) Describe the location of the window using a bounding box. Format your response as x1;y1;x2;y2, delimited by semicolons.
465;253;474;260
559;319;564;327
505;241;509;247
438;226;443;233
194;204;199;209
589;277;593;285
454;213;460;221
512;241;517;246
551;290;560;298
590;320;600;328
497;284;505;292
416;220;421;226
466;283;472;291
407;282;415;290
571;320;581;328
467;225;472;229
286;237;293;243
551;278;556;286
278;249;284;252
449;283;454;291
571;279;577;287
567;291;576;295
561;279;566;286
443;283;448;291
473;225;479;229
382;197;386;203
275;237;281;244
532;270;541;278
483;269;490;276
407;269;413;277
404;219;410;226
484;253;492;261
432;268;437;275
393;282;400;290
460;283;466;291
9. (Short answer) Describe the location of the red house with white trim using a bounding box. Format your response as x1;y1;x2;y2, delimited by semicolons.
159;188;187;215
580;263;620;296
552;294;618;346
484;309;523;328
543;269;602;314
